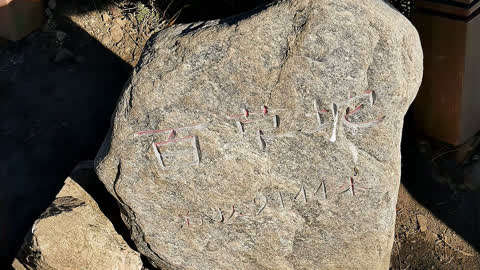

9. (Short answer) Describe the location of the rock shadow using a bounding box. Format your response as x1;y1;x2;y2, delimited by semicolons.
401;110;480;254
0;17;131;267
39;196;86;219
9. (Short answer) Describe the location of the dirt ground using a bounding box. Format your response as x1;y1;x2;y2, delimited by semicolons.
392;185;480;269
390;122;480;270
0;2;132;266
2;1;480;269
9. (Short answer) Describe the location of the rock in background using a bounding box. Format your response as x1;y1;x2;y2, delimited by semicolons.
95;0;423;269
13;176;144;270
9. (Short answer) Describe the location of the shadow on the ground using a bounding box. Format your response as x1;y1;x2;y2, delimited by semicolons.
401;110;480;253
0;17;131;266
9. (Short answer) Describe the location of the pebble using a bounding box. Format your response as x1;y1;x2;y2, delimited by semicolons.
110;25;123;43
417;214;428;232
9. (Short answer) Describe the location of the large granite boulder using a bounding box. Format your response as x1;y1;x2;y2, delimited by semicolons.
13;176;144;270
95;0;423;269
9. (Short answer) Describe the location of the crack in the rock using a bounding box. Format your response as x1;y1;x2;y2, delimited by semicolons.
268;2;312;104
122;75;134;118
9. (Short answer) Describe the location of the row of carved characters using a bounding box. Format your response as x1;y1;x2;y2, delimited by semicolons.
177;175;370;228
134;90;384;170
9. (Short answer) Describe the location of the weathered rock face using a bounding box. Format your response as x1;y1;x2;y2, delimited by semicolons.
13;177;143;270
95;0;423;269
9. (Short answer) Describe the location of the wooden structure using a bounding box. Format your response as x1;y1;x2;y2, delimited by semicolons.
413;0;480;145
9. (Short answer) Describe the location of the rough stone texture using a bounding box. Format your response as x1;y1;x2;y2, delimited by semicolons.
95;0;423;269
13;177;143;270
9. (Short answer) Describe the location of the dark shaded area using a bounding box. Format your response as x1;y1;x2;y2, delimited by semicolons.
388;0;415;18
0;18;131;266
39;196;86;219
401;110;480;253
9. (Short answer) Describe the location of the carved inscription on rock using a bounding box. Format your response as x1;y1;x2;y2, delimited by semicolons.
132;90;385;228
